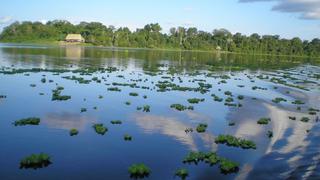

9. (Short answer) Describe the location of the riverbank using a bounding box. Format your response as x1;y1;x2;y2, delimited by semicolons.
0;41;319;60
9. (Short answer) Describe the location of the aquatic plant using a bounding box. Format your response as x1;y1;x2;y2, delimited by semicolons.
98;95;103;99
107;87;121;92
272;97;287;103
170;104;193;111
20;153;51;169
289;116;296;120
224;91;232;96
185;128;193;133
292;100;304;105
143;105;150;112
219;158;239;174
212;94;223;102
70;128;78;136
124;134;132;141
215;135;256;149
175;168;189;180
228;122;235;126
14;117;40;126
300;117;310;122
80;108;87;112
0;95;7;98
125;101;131;105
111;120;122;124
196;123;208;133
30;84;36;87
93;123;108;135
267;130;273;138
129;92;139;96
52;86;71;101
143;95;147;99
128;163;151;178
237;95;244;100
187;98;204;104
257;118;271;125
41;78;46;83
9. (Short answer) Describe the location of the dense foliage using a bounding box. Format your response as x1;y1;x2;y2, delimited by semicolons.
1;20;319;57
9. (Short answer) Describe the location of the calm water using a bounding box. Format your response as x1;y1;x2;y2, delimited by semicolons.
0;43;319;180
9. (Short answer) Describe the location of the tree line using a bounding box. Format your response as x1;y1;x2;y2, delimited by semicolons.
0;20;319;57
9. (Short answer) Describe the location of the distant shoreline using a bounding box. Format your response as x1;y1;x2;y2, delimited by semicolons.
0;41;319;60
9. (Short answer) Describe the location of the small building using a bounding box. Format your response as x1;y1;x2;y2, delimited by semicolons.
65;34;85;43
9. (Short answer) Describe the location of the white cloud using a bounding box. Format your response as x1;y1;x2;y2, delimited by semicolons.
0;16;12;24
239;0;320;20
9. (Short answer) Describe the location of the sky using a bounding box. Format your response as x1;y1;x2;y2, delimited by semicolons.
0;0;319;40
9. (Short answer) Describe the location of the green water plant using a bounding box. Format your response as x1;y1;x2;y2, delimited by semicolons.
70;128;78;136
128;163;151;178
215;135;256;149
93;123;108;135
219;158;239;174
143;105;150;112
257;118;271;125
111;120;122;124
170;104;193;111
20;153;51;169
187;98;204;104
300;117;310;122
124;134;132;141
175;168;189;180
196;123;208;133
14;117;40;126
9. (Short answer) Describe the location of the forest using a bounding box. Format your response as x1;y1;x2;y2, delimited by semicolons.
0;20;319;57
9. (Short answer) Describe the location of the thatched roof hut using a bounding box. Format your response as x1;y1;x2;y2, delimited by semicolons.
65;34;85;43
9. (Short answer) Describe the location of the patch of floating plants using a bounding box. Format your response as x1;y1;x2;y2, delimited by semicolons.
187;98;204;104
128;163;151;178
272;97;287;103
111;120;122;125
196;123;208;133
175;168;189;180
129;92;139;96
69;128;78;136
182;151;239;174
257;118;271;125
170;104;194;111
124;134;132;141
20;153;51;169
93;123;108;135
52;86;71;101
300;117;310;122
13;117;40;126
215;135;256;149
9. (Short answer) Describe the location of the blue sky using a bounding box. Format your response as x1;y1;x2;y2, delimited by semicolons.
0;0;319;40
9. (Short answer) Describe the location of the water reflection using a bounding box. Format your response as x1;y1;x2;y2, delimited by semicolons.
43;112;96;130
65;46;84;60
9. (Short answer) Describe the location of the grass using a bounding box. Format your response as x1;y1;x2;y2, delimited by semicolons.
257;118;271;125
20;153;51;169
128;163;151;178
111;120;122;124
170;104;194;111
215;135;256;149
14;117;40;126
93;123;108;135
124;134;132;141
196;123;208;133
175;168;189;180
70;128;78;136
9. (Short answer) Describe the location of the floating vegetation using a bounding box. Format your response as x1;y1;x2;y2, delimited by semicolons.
143;95;147;99
292;100;304;105
124;134;132;141
70;128;78;136
252;86;267;90
125;101;131;105
128;163;151;178
93;123;108;135
289;116;296;120
182;151;239;174
13;117;40;126
212;94;223;102
111;120;122;124
228;122;235;126
224;91;232;96
30;84;36;87
175;168;189;180
300;117;310;122
80;108;87;112
143;105;150;112
267;130;273;138
129;92;139;96
187;98;204;104
62;75;91;84
196;123;208;133
20;153;51;169
215;135;256;149
170;104;193;111
107;87;121;92
52;86;71;101
237;95;244;100
0;95;7;98
272;97;287;103
257;118;271;125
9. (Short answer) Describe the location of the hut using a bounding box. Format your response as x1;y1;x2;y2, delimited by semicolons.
65;34;85;43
